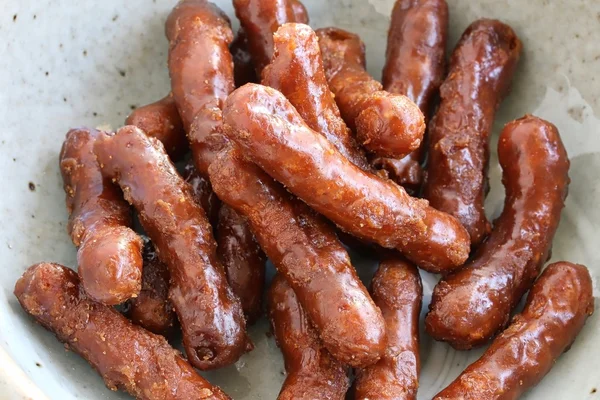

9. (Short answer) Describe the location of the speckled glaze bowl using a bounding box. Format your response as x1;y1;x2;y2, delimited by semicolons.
1;1;599;399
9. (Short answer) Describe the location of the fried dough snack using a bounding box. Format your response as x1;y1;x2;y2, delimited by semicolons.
14;263;230;400
208;147;386;367
183;161;221;228
222;84;470;273
125;94;188;161
426;115;570;349
374;0;449;193
94;126;249;370
354;258;422;400
125;238;175;336
233;0;308;75
434;262;594;400
262;23;370;171
423;19;522;246
269;275;350;400
231;28;258;87
59;127;143;305
316;28;425;160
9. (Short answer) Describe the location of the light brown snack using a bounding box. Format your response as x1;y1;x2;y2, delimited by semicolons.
423;19;522;246
262;23;370;171
316;28;425;161
14;263;231;400
434;262;594;400
221;84;470;273
125;94;188;161
269;275;350;400
59;127;143;306
208;147;386;367
354;258;422;400
231;28;258;87
426;115;570;349
94;126;249;370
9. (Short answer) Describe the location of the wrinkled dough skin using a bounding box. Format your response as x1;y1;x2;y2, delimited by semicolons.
426;115;570;349
59;127;143;306
434;262;594;400
354;258;422;400
208;148;386;368
269;275;350;400
262;23;370;171
221;84;469;274
374;0;449;194
14;263;231;400
231;28;258;87
233;0;308;76
94;126;249;370
423;19;522;246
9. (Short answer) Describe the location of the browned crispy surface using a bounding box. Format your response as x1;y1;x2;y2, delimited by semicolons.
434;262;594;400
14;263;230;400
231;28;258;87
269;275;350;400
59;127;143;305
354;258;422;400
423;19;522;246
426;115;570;349
94;126;249;370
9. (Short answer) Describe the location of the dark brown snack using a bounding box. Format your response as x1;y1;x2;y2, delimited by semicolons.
94;126;249;370
354;258;422;400
316;28;425;160
426;115;570;349
59;127;143;306
269;275;350;400
231;28;258;87
233;0;309;76
209;147;386;367
262;23;370;171
423;19;522;246
222;84;470;273
125;94;188;161
434;262;594;400
183;160;221;227
125;238;176;336
374;0;449;193
216;204;266;324
14;263;231;400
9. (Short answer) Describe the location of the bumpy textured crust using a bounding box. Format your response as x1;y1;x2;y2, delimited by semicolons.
208;147;386;368
426;115;570;349
183;161;221;228
269;275;350;400
423;19;522;246
262;23;370;171
59;127;143;305
375;0;449;193
316;28;425;161
434;262;594;400
125;94;188;161
125;238;176;336
94;126;249;370
233;0;308;76
222;84;469;273
354;258;422;400
14;263;231;400
231;28;258;87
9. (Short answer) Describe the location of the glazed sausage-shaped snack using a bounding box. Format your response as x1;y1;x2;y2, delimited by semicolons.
183;161;220;228
423;19;522;246
354;258;422;400
125;238;175;336
14;263;231;400
375;0;449;193
125;95;188;161
231;28;258;87
94;126;249;370
316;28;425;160
269;275;350;400
208;147;386;367
222;84;470;273
262;23;370;171
233;0;309;76
434;262;595;400
59;127;143;305
426;115;570;349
